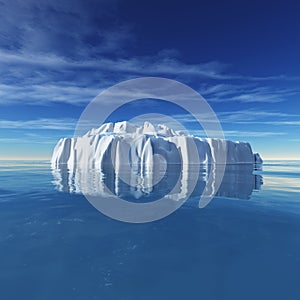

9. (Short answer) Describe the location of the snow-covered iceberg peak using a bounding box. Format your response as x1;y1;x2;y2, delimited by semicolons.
51;121;263;168
84;121;178;137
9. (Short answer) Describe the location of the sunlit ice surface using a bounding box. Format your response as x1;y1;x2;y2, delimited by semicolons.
0;160;300;299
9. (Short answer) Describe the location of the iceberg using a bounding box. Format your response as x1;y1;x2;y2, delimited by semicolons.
51;121;263;168
51;121;263;220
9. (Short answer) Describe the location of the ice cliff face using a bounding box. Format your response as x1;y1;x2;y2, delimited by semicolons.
51;121;262;168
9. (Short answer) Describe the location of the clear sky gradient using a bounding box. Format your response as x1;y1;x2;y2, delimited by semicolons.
0;0;299;160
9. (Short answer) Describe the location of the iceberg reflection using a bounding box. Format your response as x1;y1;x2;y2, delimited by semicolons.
52;163;263;204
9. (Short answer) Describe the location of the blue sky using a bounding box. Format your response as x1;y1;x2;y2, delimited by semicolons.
0;0;299;159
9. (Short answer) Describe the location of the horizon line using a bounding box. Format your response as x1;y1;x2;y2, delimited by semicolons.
1;157;300;161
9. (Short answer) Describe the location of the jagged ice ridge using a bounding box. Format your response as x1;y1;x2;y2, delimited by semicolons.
51;121;263;168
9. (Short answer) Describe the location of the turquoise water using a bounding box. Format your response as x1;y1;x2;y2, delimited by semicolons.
0;160;300;299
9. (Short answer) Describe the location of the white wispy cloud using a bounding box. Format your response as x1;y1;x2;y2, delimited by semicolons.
0;50;230;78
1;47;299;106
0;117;285;139
232;121;300;125
176;128;286;138
0;118;77;130
0;50;234;106
172;109;300;127
202;84;300;103
0;0;299;110
0;83;101;105
0;137;56;144
216;110;300;125
223;130;286;137
2;49;299;83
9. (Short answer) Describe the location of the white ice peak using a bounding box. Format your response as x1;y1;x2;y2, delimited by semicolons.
51;121;263;168
84;121;181;137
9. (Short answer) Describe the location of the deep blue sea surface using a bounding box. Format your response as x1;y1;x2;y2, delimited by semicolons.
0;160;300;300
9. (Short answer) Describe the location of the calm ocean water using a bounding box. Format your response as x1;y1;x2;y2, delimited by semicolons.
0;160;300;300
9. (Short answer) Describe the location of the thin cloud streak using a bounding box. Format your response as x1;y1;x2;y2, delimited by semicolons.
0;137;56;144
203;84;300;103
181;129;286;138
1;50;300;83
173;110;300;126
0;118;77;130
0;116;287;137
0;50;230;78
0;49;299;106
